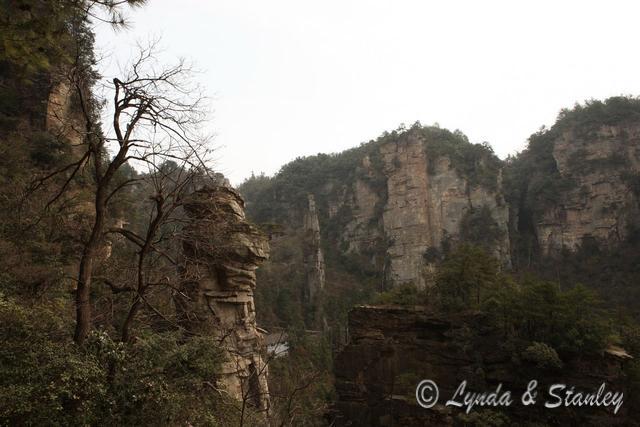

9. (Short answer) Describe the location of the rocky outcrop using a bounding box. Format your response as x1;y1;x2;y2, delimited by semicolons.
46;76;84;148
303;193;325;304
241;127;510;293
246;113;640;291
176;184;271;414
328;130;510;289
377;133;509;288
536;124;640;254
333;305;631;426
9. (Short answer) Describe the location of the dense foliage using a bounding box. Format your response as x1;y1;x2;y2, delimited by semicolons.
379;243;636;379
554;97;640;135
434;244;618;356
0;294;235;425
459;205;505;251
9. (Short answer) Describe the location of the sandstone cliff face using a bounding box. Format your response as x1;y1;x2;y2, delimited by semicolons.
245;128;510;293
380;133;509;288
536;124;640;254
46;76;84;148
333;306;630;426
177;184;271;414
303;193;325;304
331;130;510;289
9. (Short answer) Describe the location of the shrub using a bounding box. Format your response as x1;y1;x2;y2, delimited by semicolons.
522;342;563;369
372;283;425;306
0;294;234;426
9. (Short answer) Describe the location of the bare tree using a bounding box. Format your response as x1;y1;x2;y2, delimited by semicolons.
105;160;202;343
35;40;212;344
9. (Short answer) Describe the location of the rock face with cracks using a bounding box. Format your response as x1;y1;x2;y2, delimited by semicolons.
176;183;271;414
535;124;640;254
375;133;510;288
325;130;510;290
302;193;326;328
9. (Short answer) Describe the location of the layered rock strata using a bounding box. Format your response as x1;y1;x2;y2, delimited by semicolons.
333;305;630;426
177;184;271;413
377;134;509;288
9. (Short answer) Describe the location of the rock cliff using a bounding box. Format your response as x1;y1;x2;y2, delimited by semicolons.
505;98;640;263
303;193;326;304
337;131;510;289
46;73;84;149
241;98;640;342
333;305;631;426
376;132;510;288
176;184;271;414
243;125;510;292
244;99;640;295
536;124;640;254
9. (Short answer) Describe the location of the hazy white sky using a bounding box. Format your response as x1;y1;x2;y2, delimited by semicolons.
95;0;640;185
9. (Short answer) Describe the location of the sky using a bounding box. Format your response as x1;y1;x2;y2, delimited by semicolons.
94;0;640;185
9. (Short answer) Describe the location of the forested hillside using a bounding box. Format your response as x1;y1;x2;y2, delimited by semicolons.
240;98;640;425
504;97;640;310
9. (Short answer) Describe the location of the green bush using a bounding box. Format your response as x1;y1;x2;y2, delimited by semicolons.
372;283;426;306
459;205;504;249
431;247;615;356
0;294;234;426
435;244;499;311
522;342;563;369
0;294;107;426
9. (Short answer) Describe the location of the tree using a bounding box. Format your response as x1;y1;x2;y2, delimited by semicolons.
0;0;147;78
34;40;212;344
104;160;204;343
435;243;499;311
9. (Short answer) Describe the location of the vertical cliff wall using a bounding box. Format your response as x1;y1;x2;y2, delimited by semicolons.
46;73;84;148
507;98;640;259
303;193;326;303
536;124;640;254
376;132;510;288
302;193;326;328
291;127;510;290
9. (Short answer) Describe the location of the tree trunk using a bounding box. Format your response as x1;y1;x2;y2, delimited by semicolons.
74;252;94;343
121;298;142;343
74;190;106;344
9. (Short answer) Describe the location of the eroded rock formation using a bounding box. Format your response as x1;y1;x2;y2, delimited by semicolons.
303;194;326;302
46;76;84;148
333;306;630;426
324;129;510;289
536;124;640;254
176;183;271;413
301;193;328;329
378;133;510;288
